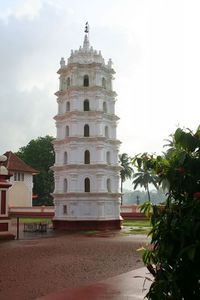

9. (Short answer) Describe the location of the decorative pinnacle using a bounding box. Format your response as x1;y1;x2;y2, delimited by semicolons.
85;22;89;34
60;57;65;68
83;22;90;51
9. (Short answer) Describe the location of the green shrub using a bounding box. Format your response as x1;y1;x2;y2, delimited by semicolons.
140;126;200;299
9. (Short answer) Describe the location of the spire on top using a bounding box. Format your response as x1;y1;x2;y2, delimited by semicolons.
83;22;90;50
85;21;89;34
66;23;110;66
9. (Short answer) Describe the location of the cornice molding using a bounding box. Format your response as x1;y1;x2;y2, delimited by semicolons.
52;137;121;146
51;164;122;172
54;111;119;121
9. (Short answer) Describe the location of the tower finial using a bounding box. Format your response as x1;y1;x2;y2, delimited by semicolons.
85;22;89;34
83;22;90;50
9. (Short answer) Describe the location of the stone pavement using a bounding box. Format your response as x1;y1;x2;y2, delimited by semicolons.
37;267;152;300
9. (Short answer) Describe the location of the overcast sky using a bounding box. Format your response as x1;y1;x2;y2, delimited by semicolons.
0;1;199;165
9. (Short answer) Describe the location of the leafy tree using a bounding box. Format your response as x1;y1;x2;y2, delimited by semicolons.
119;153;133;205
16;135;55;205
132;153;158;201
140;126;200;299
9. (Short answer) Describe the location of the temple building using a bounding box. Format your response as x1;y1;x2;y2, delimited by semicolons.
3;151;38;207
52;25;122;230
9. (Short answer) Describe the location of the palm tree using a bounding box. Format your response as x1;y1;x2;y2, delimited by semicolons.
119;153;134;205
132;153;158;201
132;171;158;201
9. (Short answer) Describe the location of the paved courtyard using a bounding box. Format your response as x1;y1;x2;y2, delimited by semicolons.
0;231;148;300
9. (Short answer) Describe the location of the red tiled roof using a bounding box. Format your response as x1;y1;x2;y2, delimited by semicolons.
3;151;39;175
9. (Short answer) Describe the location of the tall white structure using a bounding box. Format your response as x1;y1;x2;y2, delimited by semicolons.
52;26;122;230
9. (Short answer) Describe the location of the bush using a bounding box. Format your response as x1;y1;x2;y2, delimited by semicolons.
140;126;200;299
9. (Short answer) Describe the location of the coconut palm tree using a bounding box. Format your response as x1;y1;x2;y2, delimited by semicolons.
119;153;134;205
132;153;158;201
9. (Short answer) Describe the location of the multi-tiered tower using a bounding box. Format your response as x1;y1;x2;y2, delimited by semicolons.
52;26;122;230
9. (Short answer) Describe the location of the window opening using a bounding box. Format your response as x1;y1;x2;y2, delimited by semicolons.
84;99;90;111
84;150;90;164
66;101;70;112
102;77;106;88
83;75;89;87
85;178;90;192
84;124;90;137
105;126;109;138
65;126;69;137
63;205;67;214
67;77;70;87
103;102;107;113
107;178;111;192
64;152;68;164
64;179;68;192
106;151;111;164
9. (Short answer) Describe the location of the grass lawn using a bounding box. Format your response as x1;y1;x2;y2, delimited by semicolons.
122;219;151;235
122;219;150;227
20;218;52;224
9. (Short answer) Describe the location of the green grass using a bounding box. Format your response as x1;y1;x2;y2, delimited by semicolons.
122;219;151;235
122;219;150;227
123;228;149;235
20;218;52;224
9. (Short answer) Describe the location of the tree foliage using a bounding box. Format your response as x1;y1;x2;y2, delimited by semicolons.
132;153;159;201
140;126;200;299
16;135;55;205
119;153;133;204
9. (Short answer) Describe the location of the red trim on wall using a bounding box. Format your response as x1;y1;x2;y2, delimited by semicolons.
0;183;12;188
120;212;147;220
1;191;6;214
9;212;54;218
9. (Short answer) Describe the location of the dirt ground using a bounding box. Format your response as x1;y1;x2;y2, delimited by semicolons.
0;232;148;300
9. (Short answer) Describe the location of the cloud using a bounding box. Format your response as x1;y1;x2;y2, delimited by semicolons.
1;85;56;153
0;0;43;23
0;0;200;158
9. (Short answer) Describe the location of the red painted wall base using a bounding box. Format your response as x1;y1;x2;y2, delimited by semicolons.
53;219;122;231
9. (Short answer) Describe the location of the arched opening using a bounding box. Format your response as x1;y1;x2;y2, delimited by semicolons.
64;152;68;164
83;75;89;87
67;77;70;87
85;177;90;192
105;126;109;138
102;77;106;88
64;179;68;193
65;125;69;137
63;205;67;214
84;99;90;111
66;101;70;112
106;151;111;164
107;178;111;192
84;150;90;164
84;124;90;137
103;101;107;113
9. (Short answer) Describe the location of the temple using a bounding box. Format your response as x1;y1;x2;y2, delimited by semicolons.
52;25;122;230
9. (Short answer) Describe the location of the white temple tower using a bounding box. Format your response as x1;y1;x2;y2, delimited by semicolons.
52;25;122;230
